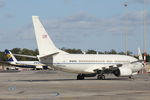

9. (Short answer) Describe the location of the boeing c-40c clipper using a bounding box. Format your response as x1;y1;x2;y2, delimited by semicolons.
32;16;144;80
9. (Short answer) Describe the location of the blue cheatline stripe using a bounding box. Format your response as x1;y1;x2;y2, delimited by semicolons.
15;65;36;68
43;62;121;65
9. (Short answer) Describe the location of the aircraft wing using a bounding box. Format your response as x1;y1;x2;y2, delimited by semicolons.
87;59;143;75
93;64;123;74
85;63;122;74
13;54;37;58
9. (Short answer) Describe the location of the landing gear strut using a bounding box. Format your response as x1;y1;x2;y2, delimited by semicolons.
77;74;84;80
97;74;105;80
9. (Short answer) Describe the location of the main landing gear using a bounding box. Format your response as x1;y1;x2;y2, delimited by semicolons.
77;74;85;80
76;73;106;80
97;74;105;80
96;70;106;80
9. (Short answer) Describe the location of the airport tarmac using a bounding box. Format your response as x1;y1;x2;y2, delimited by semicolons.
0;70;150;100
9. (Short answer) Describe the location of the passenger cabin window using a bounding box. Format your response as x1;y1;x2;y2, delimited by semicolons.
114;60;129;63
79;60;106;63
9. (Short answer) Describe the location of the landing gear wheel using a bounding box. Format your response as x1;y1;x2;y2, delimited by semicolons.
129;76;134;80
97;75;105;80
129;76;132;79
77;74;85;80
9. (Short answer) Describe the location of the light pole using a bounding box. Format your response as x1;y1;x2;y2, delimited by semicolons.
143;0;147;63
124;2;128;55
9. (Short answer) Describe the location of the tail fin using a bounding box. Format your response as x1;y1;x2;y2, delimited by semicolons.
138;48;143;61
32;16;67;56
5;49;17;62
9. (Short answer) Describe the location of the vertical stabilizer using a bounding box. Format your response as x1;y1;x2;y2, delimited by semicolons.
5;49;17;62
32;16;66;56
138;48;143;61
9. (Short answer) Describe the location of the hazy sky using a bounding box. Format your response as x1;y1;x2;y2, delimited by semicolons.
0;0;149;54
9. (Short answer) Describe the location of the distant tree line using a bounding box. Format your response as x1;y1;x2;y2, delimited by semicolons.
0;48;150;62
61;47;133;55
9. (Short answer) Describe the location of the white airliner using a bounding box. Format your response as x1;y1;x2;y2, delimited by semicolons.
5;49;48;70
32;16;144;80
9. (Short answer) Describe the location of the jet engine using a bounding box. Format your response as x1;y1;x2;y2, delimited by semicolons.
113;67;132;77
35;66;43;70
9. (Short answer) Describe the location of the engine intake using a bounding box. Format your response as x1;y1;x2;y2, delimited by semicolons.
113;67;132;77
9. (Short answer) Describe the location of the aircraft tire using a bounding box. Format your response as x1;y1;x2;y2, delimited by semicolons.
97;75;105;80
77;74;85;80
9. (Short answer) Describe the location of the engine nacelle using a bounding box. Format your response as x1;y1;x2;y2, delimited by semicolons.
113;67;132;77
36;66;43;69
